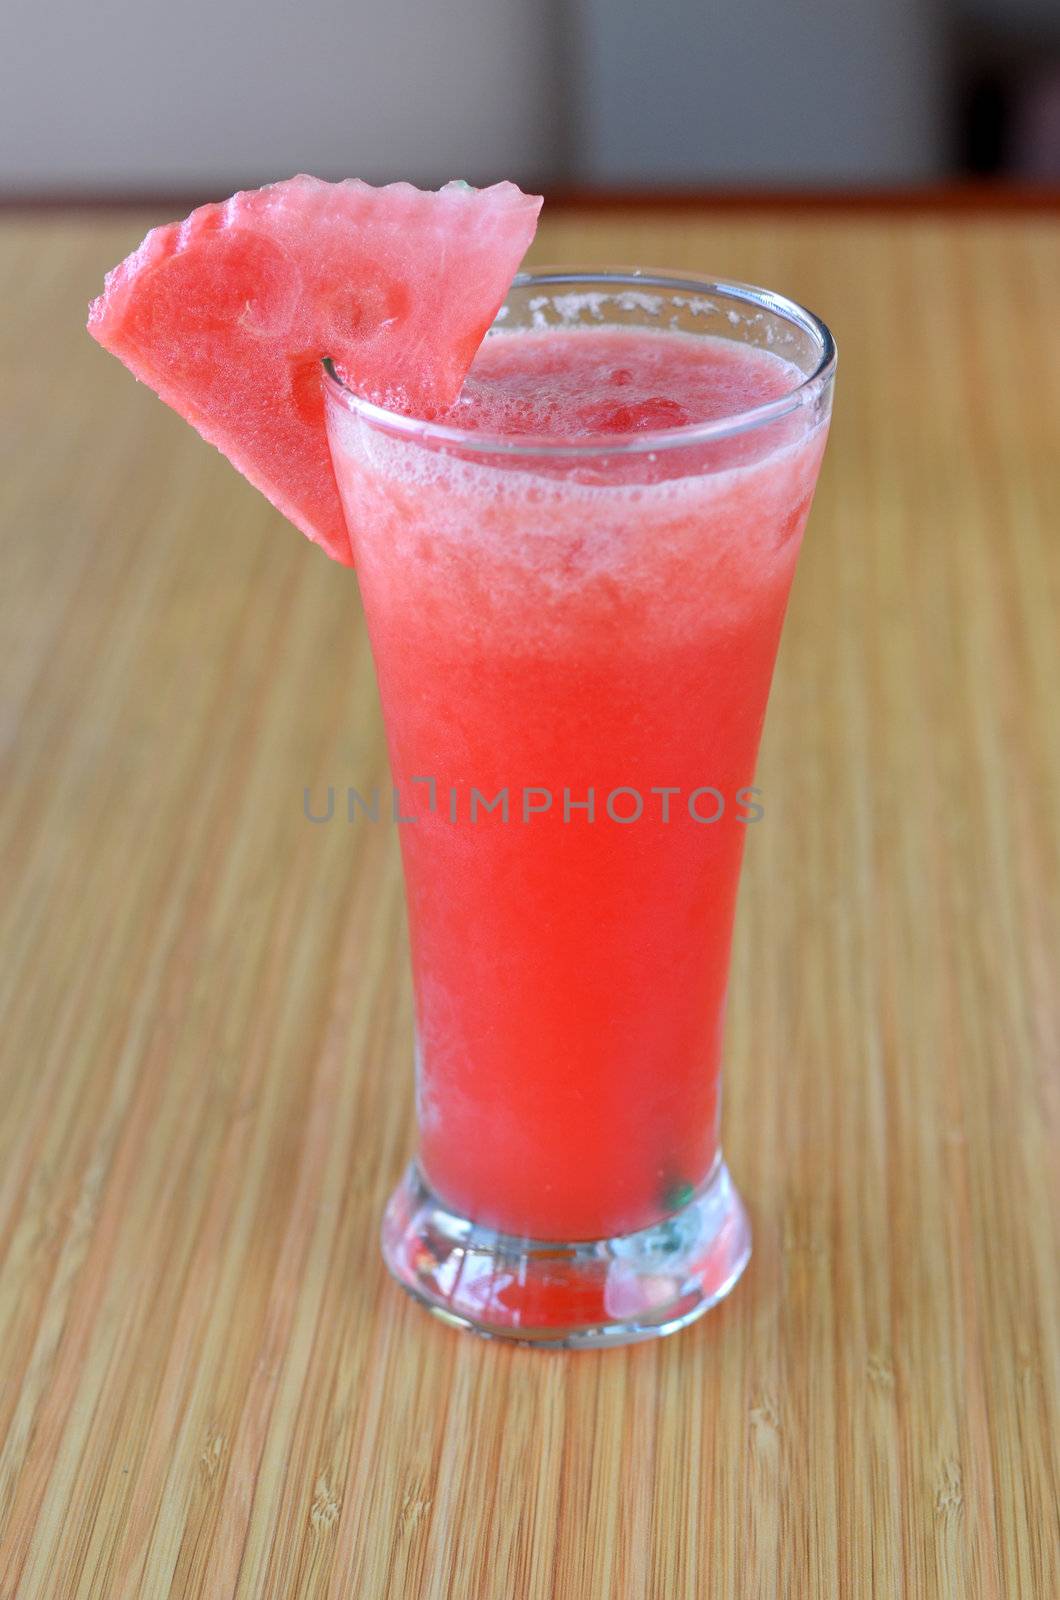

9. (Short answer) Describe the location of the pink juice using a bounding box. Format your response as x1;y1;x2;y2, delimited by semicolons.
327;318;830;1246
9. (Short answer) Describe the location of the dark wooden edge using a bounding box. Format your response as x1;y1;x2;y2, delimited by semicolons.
547;184;1060;213
2;183;1059;215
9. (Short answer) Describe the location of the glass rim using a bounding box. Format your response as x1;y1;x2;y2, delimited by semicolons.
322;267;837;459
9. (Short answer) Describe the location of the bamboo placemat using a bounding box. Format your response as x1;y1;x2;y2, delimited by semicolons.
0;206;1057;1598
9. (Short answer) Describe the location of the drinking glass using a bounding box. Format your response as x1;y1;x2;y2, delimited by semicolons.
324;271;835;1346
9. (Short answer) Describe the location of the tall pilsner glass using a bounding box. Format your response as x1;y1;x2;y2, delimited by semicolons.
323;272;835;1346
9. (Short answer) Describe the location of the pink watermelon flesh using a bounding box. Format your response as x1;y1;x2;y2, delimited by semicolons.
87;176;542;564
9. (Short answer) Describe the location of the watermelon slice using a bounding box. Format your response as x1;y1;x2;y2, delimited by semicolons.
88;176;542;564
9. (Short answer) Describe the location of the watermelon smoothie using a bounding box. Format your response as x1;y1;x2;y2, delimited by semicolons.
325;272;835;1344
90;187;839;1343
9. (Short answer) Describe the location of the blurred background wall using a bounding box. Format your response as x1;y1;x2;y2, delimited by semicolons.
0;0;564;191
573;0;947;184
2;0;1058;194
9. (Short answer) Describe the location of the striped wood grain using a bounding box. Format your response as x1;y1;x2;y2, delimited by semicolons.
0;208;1057;1598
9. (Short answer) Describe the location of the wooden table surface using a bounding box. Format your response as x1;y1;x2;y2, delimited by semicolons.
1;206;1058;1599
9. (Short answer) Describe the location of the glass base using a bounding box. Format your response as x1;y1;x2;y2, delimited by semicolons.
381;1158;751;1349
